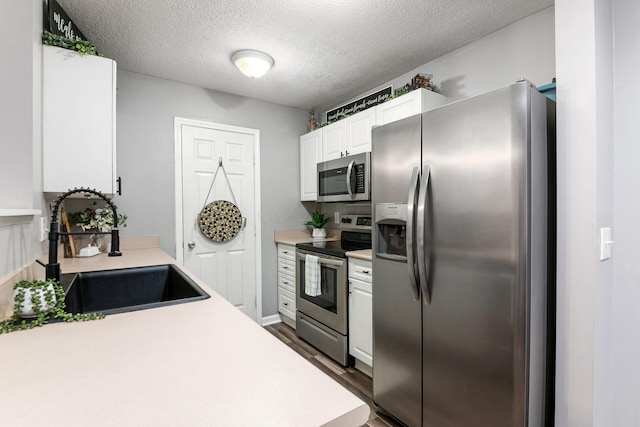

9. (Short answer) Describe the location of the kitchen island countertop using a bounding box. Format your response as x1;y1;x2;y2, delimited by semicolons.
0;248;369;426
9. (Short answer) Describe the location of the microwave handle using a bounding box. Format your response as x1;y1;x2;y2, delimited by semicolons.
346;160;355;199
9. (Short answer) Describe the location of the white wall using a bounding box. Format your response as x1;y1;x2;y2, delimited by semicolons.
612;0;640;424
555;0;617;425
115;71;309;318
318;7;555;119
0;0;46;280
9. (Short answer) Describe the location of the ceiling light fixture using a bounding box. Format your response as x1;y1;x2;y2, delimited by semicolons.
231;50;274;78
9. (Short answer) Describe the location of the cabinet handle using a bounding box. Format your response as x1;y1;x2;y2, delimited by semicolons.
362;270;370;274
340;152;344;157
283;251;289;254
283;302;288;306
345;150;349;156
116;177;122;196
283;281;288;285
283;266;288;269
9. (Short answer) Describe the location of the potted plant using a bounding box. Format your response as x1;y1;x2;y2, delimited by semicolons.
0;279;104;334
69;201;127;252
305;211;332;239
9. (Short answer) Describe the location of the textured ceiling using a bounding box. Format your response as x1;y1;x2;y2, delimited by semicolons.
58;0;553;111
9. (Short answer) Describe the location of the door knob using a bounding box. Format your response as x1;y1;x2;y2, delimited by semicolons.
187;241;196;249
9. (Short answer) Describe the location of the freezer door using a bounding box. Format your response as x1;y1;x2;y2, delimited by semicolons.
420;82;541;427
372;114;423;427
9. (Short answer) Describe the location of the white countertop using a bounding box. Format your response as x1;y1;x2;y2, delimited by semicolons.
345;249;372;261
274;229;339;246
0;249;369;426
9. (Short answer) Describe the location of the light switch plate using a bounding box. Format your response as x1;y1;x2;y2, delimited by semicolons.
39;216;48;242
600;227;612;261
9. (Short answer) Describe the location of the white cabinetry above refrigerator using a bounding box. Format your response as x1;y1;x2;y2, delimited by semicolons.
300;89;446;202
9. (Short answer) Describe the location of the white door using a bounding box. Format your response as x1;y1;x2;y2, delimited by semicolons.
179;122;257;320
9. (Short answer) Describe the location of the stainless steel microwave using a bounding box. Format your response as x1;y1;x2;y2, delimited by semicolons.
317;152;371;202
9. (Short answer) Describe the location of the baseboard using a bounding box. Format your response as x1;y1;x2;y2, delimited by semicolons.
261;314;282;326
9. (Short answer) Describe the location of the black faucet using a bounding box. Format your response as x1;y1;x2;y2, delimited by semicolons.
46;188;122;282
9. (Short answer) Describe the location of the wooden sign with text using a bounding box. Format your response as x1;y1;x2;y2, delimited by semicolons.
326;86;392;122
47;0;88;42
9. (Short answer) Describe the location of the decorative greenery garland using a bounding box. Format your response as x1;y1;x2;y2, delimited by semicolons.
317;86;414;128
0;279;104;334
42;30;101;56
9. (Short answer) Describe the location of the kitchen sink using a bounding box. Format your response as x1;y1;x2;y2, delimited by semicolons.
61;264;210;316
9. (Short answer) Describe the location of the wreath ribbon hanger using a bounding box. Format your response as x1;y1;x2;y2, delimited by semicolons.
197;157;246;242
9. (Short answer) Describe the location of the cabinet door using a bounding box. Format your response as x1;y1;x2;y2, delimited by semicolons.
300;129;322;201
345;108;376;155
43;46;116;194
349;258;372;283
277;244;296;261
278;286;296;320
375;90;421;126
349;277;373;366
376;89;447;126
322;120;346;161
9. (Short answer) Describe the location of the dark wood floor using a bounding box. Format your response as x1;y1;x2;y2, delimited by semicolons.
264;322;402;427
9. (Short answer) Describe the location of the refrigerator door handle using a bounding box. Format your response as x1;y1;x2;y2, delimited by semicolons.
417;164;431;304
406;166;421;301
346;160;355;199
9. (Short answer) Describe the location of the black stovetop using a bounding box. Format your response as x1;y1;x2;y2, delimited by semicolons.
296;230;371;258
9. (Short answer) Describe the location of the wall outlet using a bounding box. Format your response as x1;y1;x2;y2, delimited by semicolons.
334;212;340;223
39;216;49;242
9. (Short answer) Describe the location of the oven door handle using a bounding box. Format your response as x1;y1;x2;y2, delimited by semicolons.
297;251;345;267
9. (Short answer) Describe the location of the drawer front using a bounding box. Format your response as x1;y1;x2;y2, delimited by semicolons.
278;287;296;318
278;272;296;293
278;258;296;276
278;244;296;261
349;258;372;283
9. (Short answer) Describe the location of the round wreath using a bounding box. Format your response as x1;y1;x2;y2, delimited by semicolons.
198;200;243;242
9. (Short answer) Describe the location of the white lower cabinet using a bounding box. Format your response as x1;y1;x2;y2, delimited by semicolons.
277;244;297;328
348;258;373;372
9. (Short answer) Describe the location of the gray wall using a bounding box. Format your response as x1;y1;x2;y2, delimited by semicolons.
115;71;309;318
318;7;555;119
612;0;640;423
0;0;46;280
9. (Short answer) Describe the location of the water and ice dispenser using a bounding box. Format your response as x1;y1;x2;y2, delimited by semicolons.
375;203;408;261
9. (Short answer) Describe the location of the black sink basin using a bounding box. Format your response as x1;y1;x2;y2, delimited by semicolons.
61;264;210;316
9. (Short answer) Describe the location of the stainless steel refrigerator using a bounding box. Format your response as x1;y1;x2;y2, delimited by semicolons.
372;80;555;427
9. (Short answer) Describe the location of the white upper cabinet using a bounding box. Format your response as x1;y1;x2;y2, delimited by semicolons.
300;128;323;201
300;89;447;202
321;119;347;161
345;107;376;156
375;88;447;126
43;46;117;194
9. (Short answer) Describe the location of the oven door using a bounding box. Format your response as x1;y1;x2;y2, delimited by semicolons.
296;249;348;334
